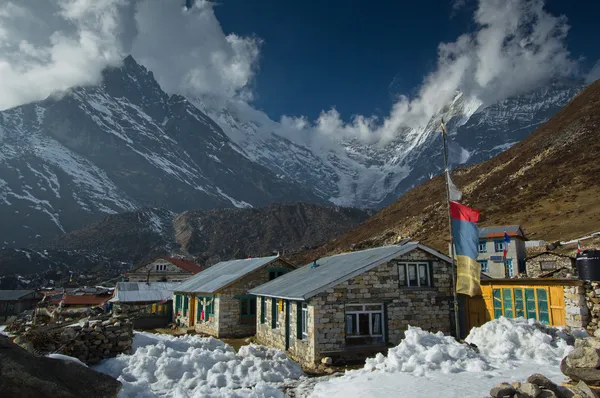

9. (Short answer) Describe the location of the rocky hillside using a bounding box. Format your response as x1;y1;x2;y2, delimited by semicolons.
291;80;600;264
0;203;370;279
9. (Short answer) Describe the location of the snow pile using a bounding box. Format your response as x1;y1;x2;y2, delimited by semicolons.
47;353;88;367
465;317;573;365
94;332;303;397
365;327;489;376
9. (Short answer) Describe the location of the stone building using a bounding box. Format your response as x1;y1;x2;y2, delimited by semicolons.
525;250;576;278
125;257;204;283
173;255;295;337
0;290;43;322
249;242;453;368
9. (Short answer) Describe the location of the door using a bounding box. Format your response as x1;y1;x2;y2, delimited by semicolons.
285;300;291;350
189;296;196;326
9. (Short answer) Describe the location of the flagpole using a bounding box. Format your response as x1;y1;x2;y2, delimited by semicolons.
440;119;461;339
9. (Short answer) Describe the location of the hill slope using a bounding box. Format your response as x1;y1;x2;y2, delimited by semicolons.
292;80;600;264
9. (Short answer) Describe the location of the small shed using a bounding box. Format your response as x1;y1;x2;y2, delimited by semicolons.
0;290;43;321
249;242;453;368
173;255;296;337
110;282;177;329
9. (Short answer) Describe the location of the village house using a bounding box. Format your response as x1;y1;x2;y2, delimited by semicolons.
125;257;204;283
110;282;177;329
450;225;528;278
0;290;44;322
173;255;296;337
249;241;453;368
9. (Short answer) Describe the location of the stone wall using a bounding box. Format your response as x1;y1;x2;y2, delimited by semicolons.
255;297;315;367
564;285;588;329
256;248;452;368
583;282;600;335
192;259;296;338
526;250;575;278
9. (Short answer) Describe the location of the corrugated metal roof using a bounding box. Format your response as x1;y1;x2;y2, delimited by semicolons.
479;225;522;238
249;243;450;300
110;282;180;303
174;255;279;294
0;290;35;301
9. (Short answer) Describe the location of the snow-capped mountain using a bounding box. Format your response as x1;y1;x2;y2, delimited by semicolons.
194;79;584;208
0;56;322;247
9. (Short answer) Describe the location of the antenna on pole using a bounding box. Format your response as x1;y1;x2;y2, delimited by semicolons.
441;118;461;339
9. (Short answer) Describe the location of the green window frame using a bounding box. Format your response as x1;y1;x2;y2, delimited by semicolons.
271;298;277;329
261;297;266;324
296;301;308;340
492;287;551;324
183;295;189;315
175;295;182;312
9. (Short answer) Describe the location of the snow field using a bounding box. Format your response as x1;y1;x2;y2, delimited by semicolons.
94;332;303;398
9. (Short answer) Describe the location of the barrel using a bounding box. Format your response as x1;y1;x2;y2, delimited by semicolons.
577;250;600;281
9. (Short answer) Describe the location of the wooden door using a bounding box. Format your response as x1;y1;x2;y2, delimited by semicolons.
189;296;196;326
549;286;566;326
466;295;488;331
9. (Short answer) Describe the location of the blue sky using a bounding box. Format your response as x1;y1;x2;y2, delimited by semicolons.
214;0;600;121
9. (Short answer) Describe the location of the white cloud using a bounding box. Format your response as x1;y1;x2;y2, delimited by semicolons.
0;0;127;110
587;60;600;84
280;0;577;144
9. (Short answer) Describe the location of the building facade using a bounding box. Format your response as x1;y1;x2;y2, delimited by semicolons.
0;290;43;321
525;251;576;278
250;243;453;368
173;256;295;338
126;257;204;283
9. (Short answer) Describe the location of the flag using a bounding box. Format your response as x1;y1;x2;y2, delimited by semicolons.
503;232;511;260
450;201;482;297
577;240;582;255
446;172;462;202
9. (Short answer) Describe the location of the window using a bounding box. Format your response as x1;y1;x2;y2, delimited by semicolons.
540;261;556;270
492;287;550;324
478;241;487;253
297;302;308;340
197;296;215;322
271;298;277;329
480;260;488;273
506;258;514;277
494;240;505;252
183;295;189;315
175;295;182;313
155;263;167;271
398;262;432;287
240;296;256;323
269;269;287;281
345;304;384;346
261;297;266;324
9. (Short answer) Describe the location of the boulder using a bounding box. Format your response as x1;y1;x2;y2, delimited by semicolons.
321;357;333;366
490;382;516;397
567;347;600;369
518;382;541;397
537;390;558;398
0;336;121;398
570;381;600;398
561;357;600;385
527;374;560;393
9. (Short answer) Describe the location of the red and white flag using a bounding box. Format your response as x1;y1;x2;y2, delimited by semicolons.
577;241;582;255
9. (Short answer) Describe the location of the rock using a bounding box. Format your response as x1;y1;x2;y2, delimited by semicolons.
518;382;541;397
490;383;516;397
0;335;121;398
573;381;600;398
561;357;600;384
566;347;600;369
321;357;333;366
527;374;559;391
537;390;558;398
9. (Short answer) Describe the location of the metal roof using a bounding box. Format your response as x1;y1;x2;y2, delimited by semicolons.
174;255;280;294
479;225;522;238
0;290;36;301
110;282;180;303
249;243;451;300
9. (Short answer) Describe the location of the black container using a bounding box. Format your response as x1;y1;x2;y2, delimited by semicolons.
577;250;600;281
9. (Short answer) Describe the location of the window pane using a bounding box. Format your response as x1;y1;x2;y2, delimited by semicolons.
514;289;525;318
303;308;308;334
372;313;382;335
493;289;503;319
365;304;383;311
537;289;549;324
419;264;428;286
525;288;537;320
408;265;418;286
346;314;356;335
250;298;257;315
358;314;369;336
346;304;363;312
398;264;406;286
502;289;514;318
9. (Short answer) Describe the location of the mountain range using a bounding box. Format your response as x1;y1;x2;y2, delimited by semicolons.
293;79;600;264
0;54;588;274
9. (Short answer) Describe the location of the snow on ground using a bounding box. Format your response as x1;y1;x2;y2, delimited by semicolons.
0;324;7;336
47;353;88;367
310;318;576;398
94;332;304;398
